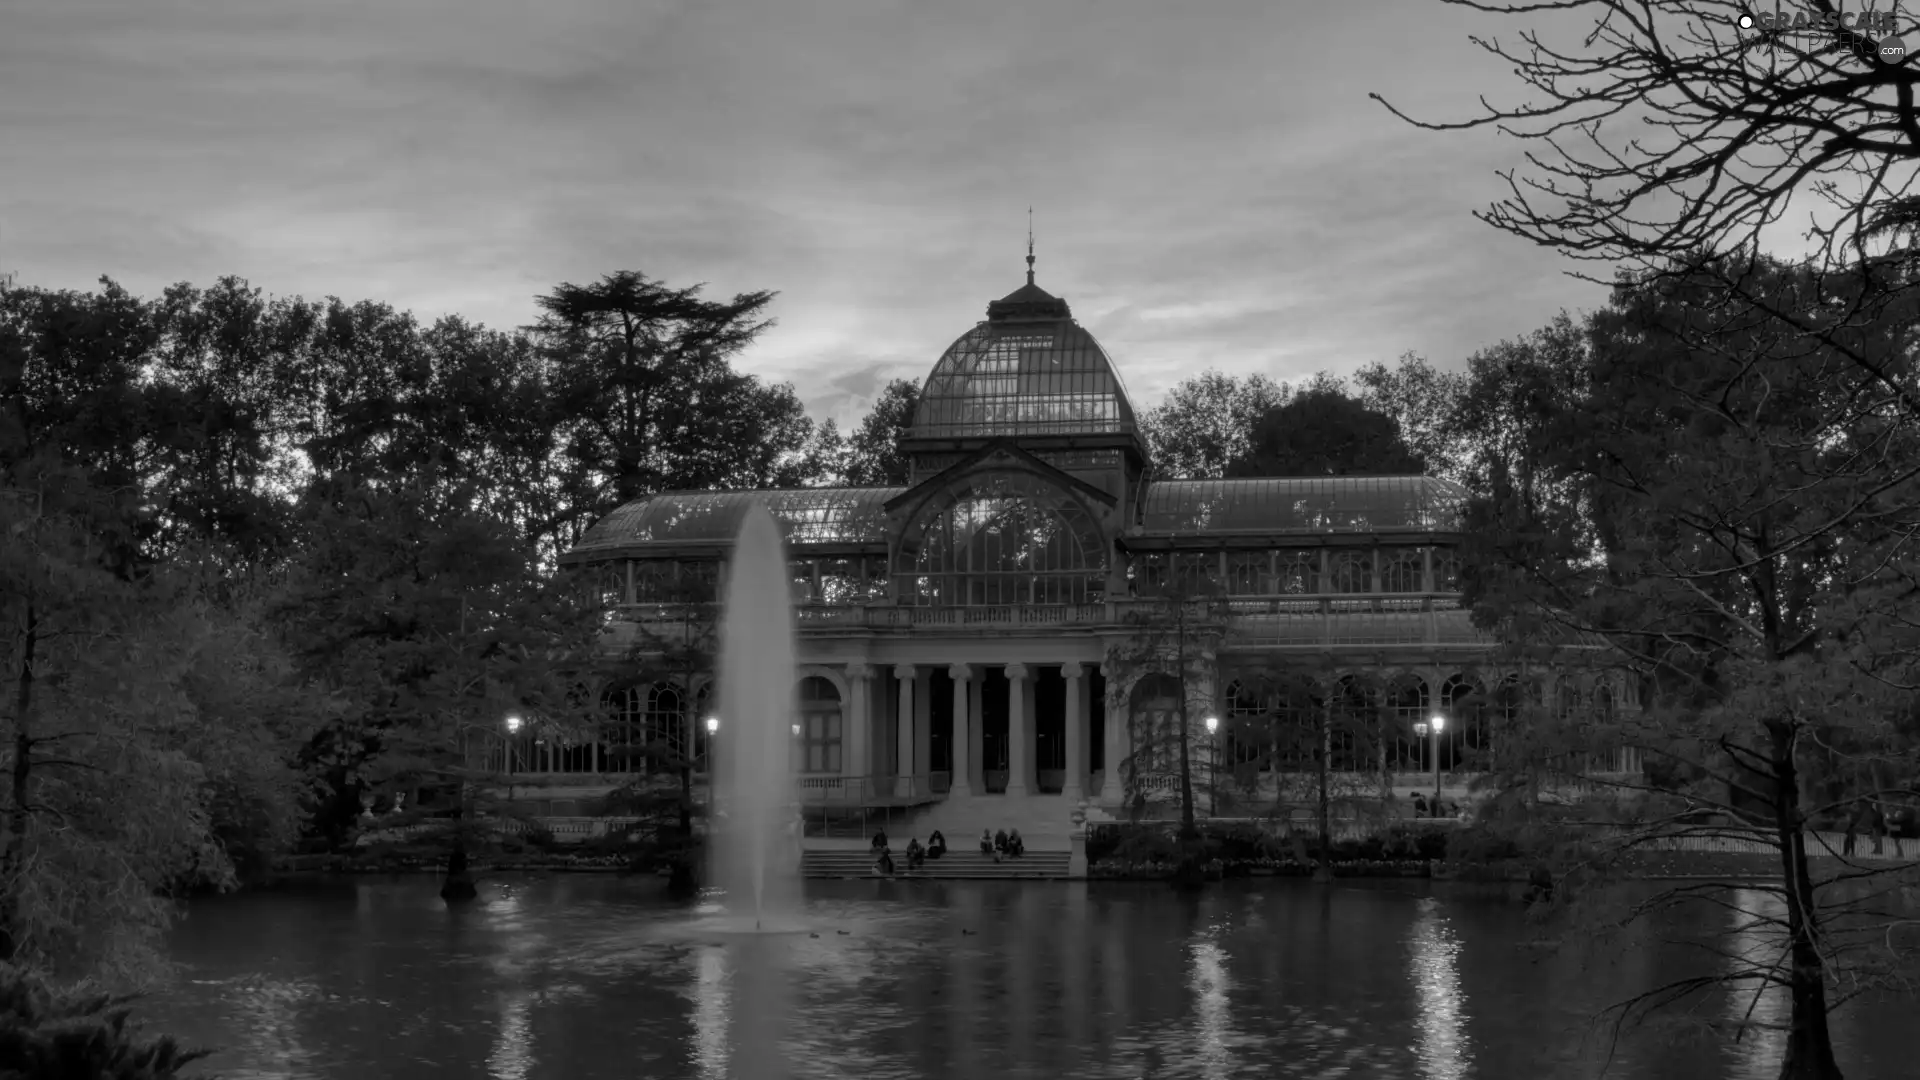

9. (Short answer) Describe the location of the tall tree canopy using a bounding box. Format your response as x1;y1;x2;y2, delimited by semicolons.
533;271;814;543
1226;385;1427;478
845;378;919;486
1457;257;1920;1080
1139;370;1288;478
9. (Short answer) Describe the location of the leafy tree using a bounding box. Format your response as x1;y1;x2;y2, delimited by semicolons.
270;474;603;884
531;271;818;540
0;962;210;1079
1104;556;1230;884
845;379;919;486
1226;385;1427;477
597;575;721;897
1139;370;1287;478
0;459;320;983
1456;259;1920;1080
1349;352;1469;481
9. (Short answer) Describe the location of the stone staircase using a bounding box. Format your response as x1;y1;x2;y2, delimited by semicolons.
889;792;1094;848
802;849;1071;880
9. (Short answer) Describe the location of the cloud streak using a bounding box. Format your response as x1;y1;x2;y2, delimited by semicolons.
1;0;1607;422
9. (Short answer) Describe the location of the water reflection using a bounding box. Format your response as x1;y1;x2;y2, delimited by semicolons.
690;947;730;1079
1408;896;1471;1080
487;990;533;1080
1723;887;1788;1076
144;878;1912;1080
1187;939;1234;1078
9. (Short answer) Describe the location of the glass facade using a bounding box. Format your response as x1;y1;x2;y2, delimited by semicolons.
1139;477;1467;535
897;472;1108;606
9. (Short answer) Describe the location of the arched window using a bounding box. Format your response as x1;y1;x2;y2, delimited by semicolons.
1222;678;1270;770
1277;551;1320;595
1330;675;1377;772
1431;548;1461;592
1440;673;1486;772
600;686;645;774
1386;673;1428;771
1330;551;1371;594
897;472;1108;606
644;683;685;774
1270;675;1323;773
797;676;843;774
1380;548;1425;593
1128;673;1183;780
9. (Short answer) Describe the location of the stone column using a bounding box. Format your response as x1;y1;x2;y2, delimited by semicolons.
894;664;916;798
1062;662;1087;802
1100;664;1126;805
949;664;973;797
1006;662;1030;797
845;662;871;800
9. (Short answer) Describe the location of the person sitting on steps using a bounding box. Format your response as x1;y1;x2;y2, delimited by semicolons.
905;837;925;871
871;829;889;855
993;828;1009;857
1007;829;1025;858
927;830;947;859
874;845;895;877
979;829;994;856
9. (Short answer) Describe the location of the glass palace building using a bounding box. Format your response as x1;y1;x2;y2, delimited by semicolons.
550;269;1632;841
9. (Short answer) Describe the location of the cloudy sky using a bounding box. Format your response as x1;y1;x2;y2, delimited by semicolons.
4;0;1615;427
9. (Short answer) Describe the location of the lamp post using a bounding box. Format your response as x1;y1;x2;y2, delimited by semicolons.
1427;713;1446;802
1204;715;1219;818
503;712;523;777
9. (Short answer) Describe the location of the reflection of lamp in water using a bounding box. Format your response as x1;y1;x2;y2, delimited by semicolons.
1409;897;1471;1079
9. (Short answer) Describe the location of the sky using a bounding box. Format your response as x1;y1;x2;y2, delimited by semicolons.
2;0;1617;429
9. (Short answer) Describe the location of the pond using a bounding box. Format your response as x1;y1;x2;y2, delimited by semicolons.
142;875;1909;1079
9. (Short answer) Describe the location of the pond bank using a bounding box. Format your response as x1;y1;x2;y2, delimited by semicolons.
257;848;1852;886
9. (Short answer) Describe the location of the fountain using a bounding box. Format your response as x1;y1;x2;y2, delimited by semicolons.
711;502;803;928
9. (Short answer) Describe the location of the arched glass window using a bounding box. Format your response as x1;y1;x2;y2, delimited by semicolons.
1440;673;1487;772
1128;673;1183;779
1330;551;1371;594
1269;676;1323;773
1223;678;1270;769
1277;551;1320;594
797;676;843;774
1380;548;1425;593
897;472;1108;606
1387;673;1428;771
1330;675;1377;771
644;683;685;774
600;686;645;774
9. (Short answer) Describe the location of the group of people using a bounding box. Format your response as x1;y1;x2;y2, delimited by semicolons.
1843;797;1909;857
865;826;1028;874
1410;793;1459;820
981;828;1025;861
869;829;949;875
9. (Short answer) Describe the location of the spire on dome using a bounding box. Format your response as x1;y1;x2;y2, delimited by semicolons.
1027;207;1037;285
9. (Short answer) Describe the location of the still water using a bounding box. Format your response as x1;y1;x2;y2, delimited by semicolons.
144;876;1907;1080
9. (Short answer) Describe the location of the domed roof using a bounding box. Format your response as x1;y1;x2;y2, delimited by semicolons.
909;272;1139;442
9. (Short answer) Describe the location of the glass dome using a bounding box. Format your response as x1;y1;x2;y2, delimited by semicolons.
909;280;1139;441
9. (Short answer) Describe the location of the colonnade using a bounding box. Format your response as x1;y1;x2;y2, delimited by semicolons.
836;660;1117;804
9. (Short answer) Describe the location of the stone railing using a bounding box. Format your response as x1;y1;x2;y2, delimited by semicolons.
602;597;1506;648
